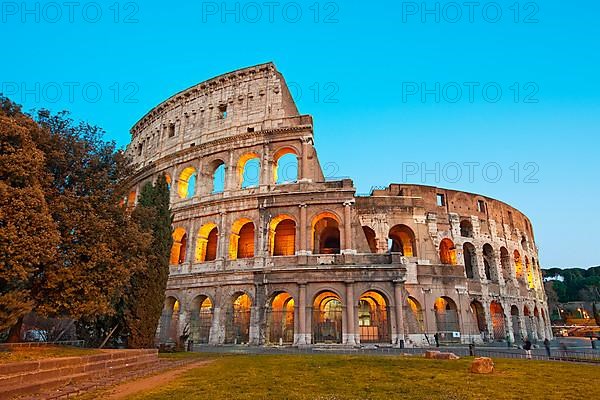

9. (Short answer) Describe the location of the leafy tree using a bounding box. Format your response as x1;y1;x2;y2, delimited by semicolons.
125;176;172;348
0;99;60;341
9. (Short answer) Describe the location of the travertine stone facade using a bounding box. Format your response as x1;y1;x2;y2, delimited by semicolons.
126;63;551;347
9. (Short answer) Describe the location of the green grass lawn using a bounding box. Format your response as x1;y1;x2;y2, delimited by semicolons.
0;346;99;364
128;354;599;400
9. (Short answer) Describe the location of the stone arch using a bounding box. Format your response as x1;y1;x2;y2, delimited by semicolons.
362;226;377;254
237;152;261;188
269;215;296;256
463;242;477;279
523;305;534;340
312;212;341;255
159;296;180;343
208;158;226;194
483;243;496;282
127;189;137;207
439;238;457;265
225;292;252;344
273;147;299;184
406;297;425;334
230;218;255;260
388;224;417;257
195;223;218;262
170;227;188;265
358;291;391;343
490;301;506;341
511;305;522;341
525;256;534;289
267;291;295;344
460;219;473;238
500;247;511;282
434;296;459;335
470;300;488;335
189;295;213;344
312;290;343;344
514;250;524;280
177;166;197;199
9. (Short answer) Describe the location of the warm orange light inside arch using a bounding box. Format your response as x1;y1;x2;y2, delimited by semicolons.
273;147;298;184
525;257;534;289
170;228;187;265
269;215;296;256
514;250;523;279
439;238;457;265
230;218;255;260
195;222;218;262
389;224;416;257
233;293;252;311
312;212;341;255
177;167;197;199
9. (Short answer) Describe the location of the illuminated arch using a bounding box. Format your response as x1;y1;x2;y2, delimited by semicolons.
127;189;137;207
237;152;261;188
230;218;255;260
388;225;417;257
159;296;180;343
514;250;524;280
267;292;295;344
490;301;506;340
439;238;457;265
525;257;534;289
358;291;391;343
434;296;459;333
164;173;172;191
273;147;299;184
312;291;343;344
177;167;197;199
190;295;213;344
170;227;188;265
225;293;252;344
269;215;296;256
406;297;425;334
195;223;219;262
312;212;341;255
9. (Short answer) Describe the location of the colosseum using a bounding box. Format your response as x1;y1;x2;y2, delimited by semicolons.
125;63;551;348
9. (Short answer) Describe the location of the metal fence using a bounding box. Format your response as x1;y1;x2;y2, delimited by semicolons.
0;340;86;349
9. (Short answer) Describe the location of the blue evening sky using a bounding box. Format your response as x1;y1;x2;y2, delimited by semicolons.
2;1;599;268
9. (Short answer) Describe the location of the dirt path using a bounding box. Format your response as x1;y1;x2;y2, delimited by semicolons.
104;359;213;400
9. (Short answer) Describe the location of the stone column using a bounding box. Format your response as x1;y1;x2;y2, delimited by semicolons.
218;212;227;261
295;283;308;345
208;306;222;345
186;220;196;266
344;282;357;345
225;151;236;191
342;201;354;254
298;204;309;255
260;145;271;186
504;305;515;344
393;281;406;346
301;139;309;181
482;300;494;342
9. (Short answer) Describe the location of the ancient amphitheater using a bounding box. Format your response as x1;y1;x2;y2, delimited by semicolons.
125;63;551;348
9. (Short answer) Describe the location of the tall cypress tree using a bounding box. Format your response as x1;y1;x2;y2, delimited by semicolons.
126;175;172;348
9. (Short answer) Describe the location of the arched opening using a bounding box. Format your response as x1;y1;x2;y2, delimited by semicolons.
500;247;511;282
177;167;197;199
165;174;172;191
490;302;506;341
159;297;180;344
511;305;522;341
230;219;255;260
190;295;213;344
238;153;261;188
170;228;187;265
406;297;425;334
388;225;417;257
514;250;524;280
127;189;137;207
210;160;226;194
225;293;252;344
483;244;496;282
362;226;377;253
524;305;534;339
273;148;299;184
195;223;218;262
269;216;296;256
358;291;391;343
470;300;488;336
434;297;460;340
267;292;295;344
312;213;341;255
460;220;473;238
439;239;457;265
312;291;343;344
521;235;528;250
463;242;477;279
525;257;534;289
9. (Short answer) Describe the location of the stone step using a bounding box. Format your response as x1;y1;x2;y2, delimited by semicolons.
0;350;158;399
